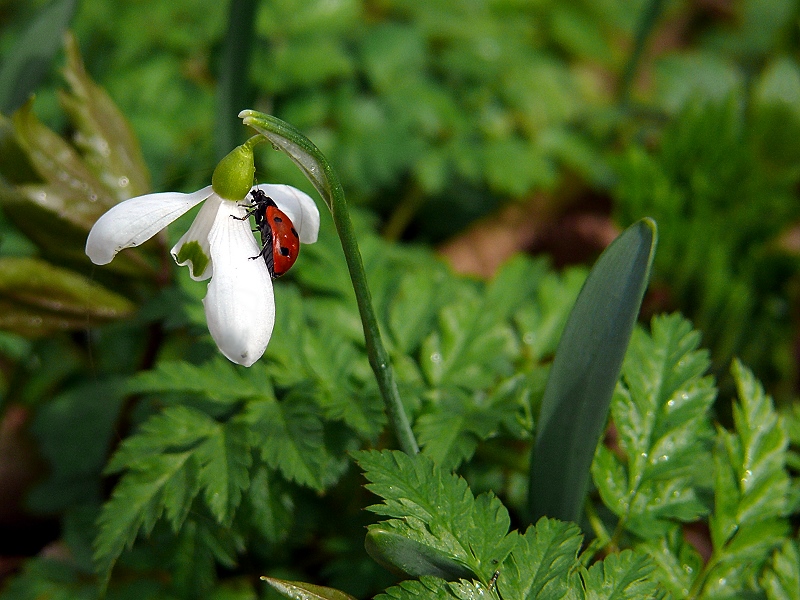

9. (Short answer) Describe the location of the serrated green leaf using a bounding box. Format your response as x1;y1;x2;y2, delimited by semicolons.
262;577;357;600
303;320;386;438
194;418;252;524
0;256;134;336
709;361;789;550
636;526;703;599
415;388;505;470
730;360;789;523
583;550;658;600
95;405;258;585
105;405;218;473
94;451;196;584
357;450;513;583
0;0;77;113
530;218;656;523
762;539;800;600
242;465;293;544
375;576;459;600
593;314;715;538
513;268;585;363
128;357;271;402
500;518;583;600
420;293;517;390
702;360;790;597
59;33;150;199
246;392;342;490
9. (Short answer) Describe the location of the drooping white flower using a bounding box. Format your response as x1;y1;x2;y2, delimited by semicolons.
85;143;319;367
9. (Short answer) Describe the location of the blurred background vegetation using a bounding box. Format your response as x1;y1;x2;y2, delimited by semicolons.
3;0;799;398
1;0;800;595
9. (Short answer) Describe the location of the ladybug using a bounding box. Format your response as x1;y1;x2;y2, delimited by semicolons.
241;188;300;278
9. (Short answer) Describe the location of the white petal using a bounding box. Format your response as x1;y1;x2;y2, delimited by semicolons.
203;200;274;367
255;183;320;244
86;186;214;265
170;194;225;281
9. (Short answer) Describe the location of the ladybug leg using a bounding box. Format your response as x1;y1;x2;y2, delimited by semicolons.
230;203;258;221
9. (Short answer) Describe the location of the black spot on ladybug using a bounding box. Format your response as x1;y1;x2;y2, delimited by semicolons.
280;246;291;256
273;215;283;223
291;227;299;238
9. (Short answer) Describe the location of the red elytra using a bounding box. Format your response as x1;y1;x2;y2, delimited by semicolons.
245;189;300;278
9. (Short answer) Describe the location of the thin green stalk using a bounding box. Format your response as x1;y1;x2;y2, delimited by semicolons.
619;0;667;107
215;0;258;160
238;110;419;455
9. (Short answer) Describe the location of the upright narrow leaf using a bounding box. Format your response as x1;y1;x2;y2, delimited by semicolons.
529;219;657;523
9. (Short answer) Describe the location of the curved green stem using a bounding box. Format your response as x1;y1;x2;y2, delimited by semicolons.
238;110;419;455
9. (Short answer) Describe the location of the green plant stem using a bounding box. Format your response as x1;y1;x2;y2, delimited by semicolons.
619;0;666;107
239;111;419;455
215;0;258;160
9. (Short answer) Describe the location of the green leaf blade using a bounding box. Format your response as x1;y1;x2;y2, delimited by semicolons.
530;218;657;523
0;256;135;336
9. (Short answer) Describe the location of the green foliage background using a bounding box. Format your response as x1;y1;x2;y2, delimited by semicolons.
1;0;800;598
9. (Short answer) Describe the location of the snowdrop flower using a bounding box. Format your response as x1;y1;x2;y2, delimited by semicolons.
85;141;320;367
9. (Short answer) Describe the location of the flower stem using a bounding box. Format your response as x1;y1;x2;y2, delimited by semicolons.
239;111;420;455
618;0;666;107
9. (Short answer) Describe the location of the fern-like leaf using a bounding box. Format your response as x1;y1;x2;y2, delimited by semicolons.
247;391;345;490
582;550;660;600
635;526;703;598
499;518;583;600
415;388;508;470
701;359;790;597
375;576;473;600
761;539;800;600
357;449;514;583
128;357;270;401
94;406;252;583
593;314;715;537
94;451;197;584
